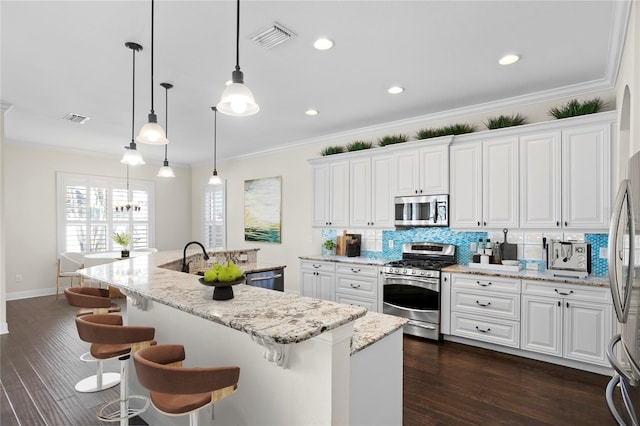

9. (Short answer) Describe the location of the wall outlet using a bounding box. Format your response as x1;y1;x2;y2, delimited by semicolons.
599;247;608;259
15;274;23;282
470;242;477;253
388;240;394;249
239;254;248;262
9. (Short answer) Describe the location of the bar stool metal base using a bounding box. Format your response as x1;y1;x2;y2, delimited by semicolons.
75;351;120;393
97;395;149;424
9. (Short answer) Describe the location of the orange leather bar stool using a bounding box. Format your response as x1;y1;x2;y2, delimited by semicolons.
133;344;240;426
76;314;156;426
64;287;122;393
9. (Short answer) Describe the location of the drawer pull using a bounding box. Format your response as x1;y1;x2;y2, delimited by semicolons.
313;264;321;269
554;289;574;296
349;283;361;289
476;281;492;287
475;300;491;307
350;268;361;273
475;326;491;333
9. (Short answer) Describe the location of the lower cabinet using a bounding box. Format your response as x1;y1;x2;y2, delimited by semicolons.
520;280;613;367
300;260;335;301
450;273;521;348
300;260;380;311
335;263;379;312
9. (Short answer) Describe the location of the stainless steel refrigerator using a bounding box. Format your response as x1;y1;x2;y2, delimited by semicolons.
607;150;640;424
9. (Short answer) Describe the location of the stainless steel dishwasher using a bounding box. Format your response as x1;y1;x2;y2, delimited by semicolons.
245;267;285;292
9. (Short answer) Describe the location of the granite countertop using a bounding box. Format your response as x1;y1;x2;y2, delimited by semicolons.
443;264;609;288
351;311;407;355
79;250;367;345
299;254;389;266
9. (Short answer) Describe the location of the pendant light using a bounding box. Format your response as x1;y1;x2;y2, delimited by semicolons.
136;0;168;144
216;0;259;117
208;107;222;185
157;82;176;178
121;42;145;166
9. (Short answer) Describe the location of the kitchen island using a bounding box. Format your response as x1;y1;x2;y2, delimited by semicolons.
79;249;407;425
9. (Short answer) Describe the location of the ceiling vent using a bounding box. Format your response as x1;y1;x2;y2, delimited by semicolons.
251;22;296;49
63;112;90;124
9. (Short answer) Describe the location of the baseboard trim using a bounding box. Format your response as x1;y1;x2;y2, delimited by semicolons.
6;287;57;301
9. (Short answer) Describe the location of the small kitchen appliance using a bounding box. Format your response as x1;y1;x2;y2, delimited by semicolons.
345;234;361;257
394;194;448;227
382;242;456;340
546;240;591;279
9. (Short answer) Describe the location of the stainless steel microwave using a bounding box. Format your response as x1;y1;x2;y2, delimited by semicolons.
394;194;449;227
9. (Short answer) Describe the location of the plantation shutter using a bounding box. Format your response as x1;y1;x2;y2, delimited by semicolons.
203;182;226;250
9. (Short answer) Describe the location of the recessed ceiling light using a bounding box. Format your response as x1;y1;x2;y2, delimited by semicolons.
313;38;334;50
305;109;319;116
388;86;404;94
498;54;520;65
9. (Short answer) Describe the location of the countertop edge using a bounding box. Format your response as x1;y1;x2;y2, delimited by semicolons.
350;312;408;355
299;255;388;266
443;264;609;287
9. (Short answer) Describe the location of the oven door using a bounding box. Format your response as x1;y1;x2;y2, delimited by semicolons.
382;275;439;325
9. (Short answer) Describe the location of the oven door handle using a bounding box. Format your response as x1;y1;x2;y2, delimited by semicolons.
384;301;434;314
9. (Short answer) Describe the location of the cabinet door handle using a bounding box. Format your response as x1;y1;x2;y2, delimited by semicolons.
476;281;492;287
564;221;568;227
476;300;491;307
566;302;569;308
415;190;419;194
554;289;573;296
350;283;361;289
483;221;487;226
475;326;491;333
556;221;560;227
558;301;561;307
477;221;481;227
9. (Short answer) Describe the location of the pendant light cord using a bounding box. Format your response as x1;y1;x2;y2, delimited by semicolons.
213;107;217;171
131;47;136;143
150;0;156;114
235;0;240;71
164;84;168;161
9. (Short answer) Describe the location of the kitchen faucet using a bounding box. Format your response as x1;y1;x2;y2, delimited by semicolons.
182;241;210;273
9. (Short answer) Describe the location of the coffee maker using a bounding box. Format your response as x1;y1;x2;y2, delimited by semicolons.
345;234;362;257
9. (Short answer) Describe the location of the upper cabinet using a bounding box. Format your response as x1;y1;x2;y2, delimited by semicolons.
393;140;450;196
312;160;349;227
350;154;394;228
450;136;518;229
520;120;612;230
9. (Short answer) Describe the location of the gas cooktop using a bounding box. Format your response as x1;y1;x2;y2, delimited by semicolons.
382;242;456;278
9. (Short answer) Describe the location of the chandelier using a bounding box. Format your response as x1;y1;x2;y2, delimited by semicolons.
114;164;141;212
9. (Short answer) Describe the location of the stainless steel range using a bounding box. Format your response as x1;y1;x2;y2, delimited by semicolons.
382;242;456;340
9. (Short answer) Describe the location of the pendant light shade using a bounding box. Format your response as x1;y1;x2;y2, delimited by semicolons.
157;82;175;178
137;0;168;144
121;146;145;165
217;0;259;117
122;42;145;166
208;106;222;185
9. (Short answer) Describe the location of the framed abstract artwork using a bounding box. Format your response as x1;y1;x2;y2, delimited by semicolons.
244;176;282;243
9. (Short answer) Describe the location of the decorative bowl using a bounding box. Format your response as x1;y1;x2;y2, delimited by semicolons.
198;277;245;300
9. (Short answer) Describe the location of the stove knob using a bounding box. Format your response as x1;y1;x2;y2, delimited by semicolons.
578;255;585;261
402;269;407;275
412;270;417;275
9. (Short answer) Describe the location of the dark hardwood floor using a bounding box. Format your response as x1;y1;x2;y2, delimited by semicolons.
1;295;620;425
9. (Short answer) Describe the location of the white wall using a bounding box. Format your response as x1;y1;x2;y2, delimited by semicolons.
191;90;617;294
3;144;192;300
0;112;7;333
615;0;640;170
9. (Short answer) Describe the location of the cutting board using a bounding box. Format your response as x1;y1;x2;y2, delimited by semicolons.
336;230;347;256
500;228;517;260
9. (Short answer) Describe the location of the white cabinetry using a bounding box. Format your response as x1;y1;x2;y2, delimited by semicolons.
450;273;521;348
450;136;518;229
350;155;394;228
520;280;613;366
392;140;450;196
300;260;335;301
519;120;611;229
335;263;379;312
312;161;349;227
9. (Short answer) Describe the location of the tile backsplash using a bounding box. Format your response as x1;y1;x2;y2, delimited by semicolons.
321;228;609;276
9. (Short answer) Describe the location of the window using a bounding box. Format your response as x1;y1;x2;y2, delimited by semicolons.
203;182;226;250
56;172;155;253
